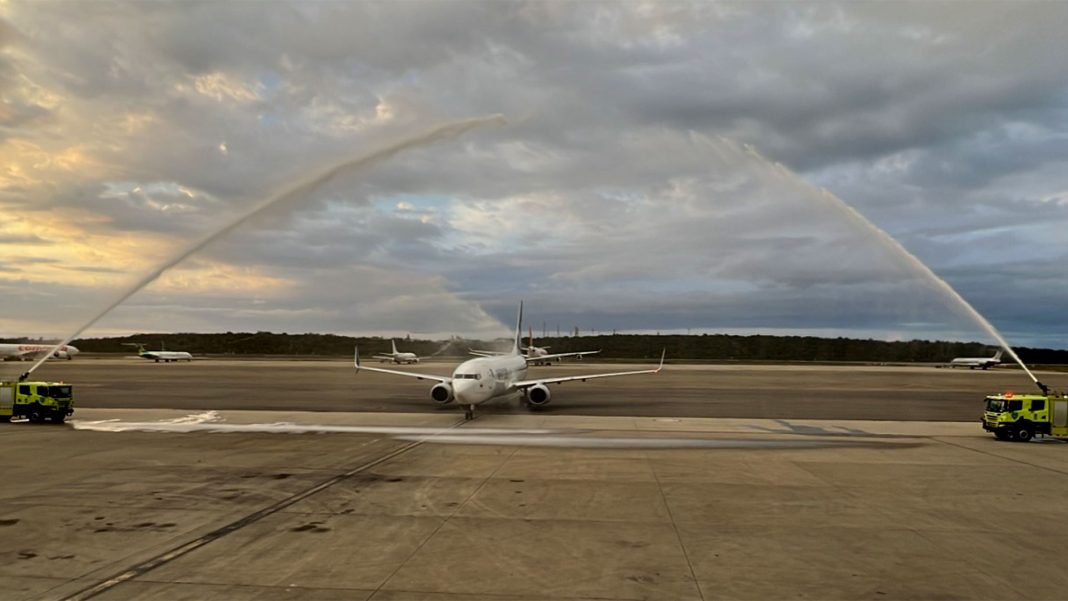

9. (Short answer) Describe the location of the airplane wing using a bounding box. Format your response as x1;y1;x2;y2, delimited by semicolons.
140;352;160;360
513;350;665;388
372;354;396;360
354;347;452;383
532;350;601;362
469;349;505;357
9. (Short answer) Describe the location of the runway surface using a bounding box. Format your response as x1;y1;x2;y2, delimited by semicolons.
4;409;1067;600
7;358;1067;599
17;356;1068;421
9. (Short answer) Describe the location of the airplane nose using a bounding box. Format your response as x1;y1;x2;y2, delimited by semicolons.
453;380;474;404
453;380;489;405
68;346;80;354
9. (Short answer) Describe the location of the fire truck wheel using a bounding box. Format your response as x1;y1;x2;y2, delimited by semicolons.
1014;426;1034;442
993;430;1010;441
52;413;66;424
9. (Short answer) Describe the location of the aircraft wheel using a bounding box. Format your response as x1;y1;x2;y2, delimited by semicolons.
464;406;474;420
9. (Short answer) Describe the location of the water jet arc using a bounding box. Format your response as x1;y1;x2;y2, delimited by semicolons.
19;114;507;381
738;140;1045;393
812;188;1046;393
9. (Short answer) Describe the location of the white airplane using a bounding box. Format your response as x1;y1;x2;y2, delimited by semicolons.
374;339;420;364
123;343;193;363
0;343;79;361
355;303;664;419
470;327;600;366
948;350;1002;370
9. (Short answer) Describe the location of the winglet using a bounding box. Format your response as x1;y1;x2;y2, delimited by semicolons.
354;346;361;371
655;349;666;373
513;301;524;355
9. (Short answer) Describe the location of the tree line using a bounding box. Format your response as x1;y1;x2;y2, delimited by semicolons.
4;332;1066;364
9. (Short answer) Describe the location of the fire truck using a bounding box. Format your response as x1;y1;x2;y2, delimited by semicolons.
982;392;1068;442
0;380;74;423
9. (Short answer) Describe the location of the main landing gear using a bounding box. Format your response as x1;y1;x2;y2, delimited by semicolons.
464;405;475;421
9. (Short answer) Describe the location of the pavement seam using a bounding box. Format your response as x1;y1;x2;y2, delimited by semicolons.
646;450;707;601
932;436;1068;477
370;420;523;598
56;419;467;601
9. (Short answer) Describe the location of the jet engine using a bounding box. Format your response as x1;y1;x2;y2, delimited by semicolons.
430;382;454;404
53;350;70;360
526;383;552;406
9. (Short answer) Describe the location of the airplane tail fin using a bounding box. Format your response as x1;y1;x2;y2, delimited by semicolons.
391;339;398;355
513;301;524;355
993;350;1003;361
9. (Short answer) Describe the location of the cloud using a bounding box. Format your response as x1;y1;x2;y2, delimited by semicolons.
1;2;1067;347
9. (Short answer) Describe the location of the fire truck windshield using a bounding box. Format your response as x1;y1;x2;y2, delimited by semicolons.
45;386;72;398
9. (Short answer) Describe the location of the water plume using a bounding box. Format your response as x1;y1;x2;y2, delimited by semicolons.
17;115;506;381
731;140;1047;393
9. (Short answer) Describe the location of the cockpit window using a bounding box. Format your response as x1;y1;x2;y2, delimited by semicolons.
456;373;483;380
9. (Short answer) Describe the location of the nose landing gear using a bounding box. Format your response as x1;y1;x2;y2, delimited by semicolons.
464;405;475;420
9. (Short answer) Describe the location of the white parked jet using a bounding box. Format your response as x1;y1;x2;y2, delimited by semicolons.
948;350;1002;370
470;327;600;365
355;303;664;419
374;339;420;364
123;343;193;363
0;343;79;361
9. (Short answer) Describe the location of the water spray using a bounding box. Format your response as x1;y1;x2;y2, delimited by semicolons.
816;189;1047;394
17;114;507;382
732;141;1049;393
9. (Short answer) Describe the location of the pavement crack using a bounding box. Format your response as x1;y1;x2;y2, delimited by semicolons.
646;450;707;601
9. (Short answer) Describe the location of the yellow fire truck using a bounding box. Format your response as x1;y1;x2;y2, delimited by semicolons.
0;380;74;423
982;392;1068;442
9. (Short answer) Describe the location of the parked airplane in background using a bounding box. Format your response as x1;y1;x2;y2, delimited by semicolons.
949;350;1002;370
470;328;600;366
356;303;664;419
123;343;193;363
0;343;79;361
374;339;420;364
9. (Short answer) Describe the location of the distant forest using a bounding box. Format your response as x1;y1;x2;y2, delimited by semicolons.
5;332;1067;364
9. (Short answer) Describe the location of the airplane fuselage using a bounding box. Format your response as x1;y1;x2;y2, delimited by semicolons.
949;358;999;369
383;352;419;364
141;351;193;362
450;354;528;406
0;343;79;360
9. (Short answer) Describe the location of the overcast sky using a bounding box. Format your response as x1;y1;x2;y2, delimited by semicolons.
2;2;1067;348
